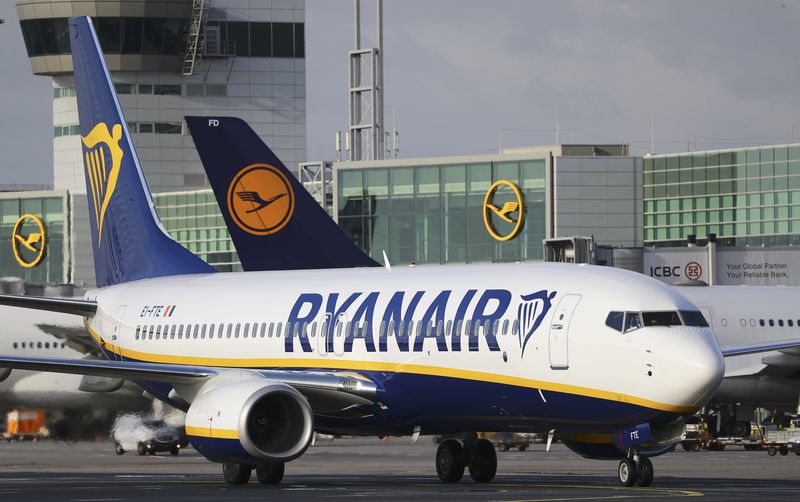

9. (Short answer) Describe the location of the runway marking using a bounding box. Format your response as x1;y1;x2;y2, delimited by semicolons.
492;483;704;500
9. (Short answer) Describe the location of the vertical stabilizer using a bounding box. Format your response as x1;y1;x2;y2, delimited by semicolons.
70;17;214;287
185;116;379;271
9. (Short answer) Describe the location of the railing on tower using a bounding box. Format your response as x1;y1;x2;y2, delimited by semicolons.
181;0;210;76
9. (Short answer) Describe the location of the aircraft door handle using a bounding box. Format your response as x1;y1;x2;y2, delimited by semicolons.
551;324;563;330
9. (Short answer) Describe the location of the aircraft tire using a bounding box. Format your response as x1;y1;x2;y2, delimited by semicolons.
636;457;653;487
222;462;252;485
617;459;636;487
255;462;285;484
436;439;465;483
468;438;497;483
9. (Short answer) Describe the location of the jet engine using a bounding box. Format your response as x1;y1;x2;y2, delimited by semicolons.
185;378;314;464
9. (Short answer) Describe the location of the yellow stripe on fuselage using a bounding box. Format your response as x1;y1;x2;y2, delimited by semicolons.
185;426;238;440
84;321;697;414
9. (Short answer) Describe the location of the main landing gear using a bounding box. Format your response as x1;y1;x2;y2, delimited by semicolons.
436;434;497;483
222;462;285;486
617;454;653;487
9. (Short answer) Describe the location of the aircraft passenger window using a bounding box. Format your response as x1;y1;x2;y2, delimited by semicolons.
234;324;241;338
201;324;207;339
170;325;176;338
397;321;404;337
759;319;765;327
336;322;343;339
149;326;155;339
12;342;17;349
789;320;794;327
624;312;642;333
379;321;386;339
226;324;233;338
260;323;267;337
642;311;682;327
61;343;65;348
308;322;316;338
740;319;746;327
218;324;224;338
155;325;161;340
243;323;250;338
464;320;472;336
193;323;200;339
21;342;26;349
769;319;775;327
45;342;50;349
37;342;42;348
512;319;519;335
605;311;624;331
750;319;756;327
778;319;784;327
678;311;708;327
446;320;453;337
178;325;184;339
135;326;141;340
276;322;282;337
268;322;274;337
502;319;509;336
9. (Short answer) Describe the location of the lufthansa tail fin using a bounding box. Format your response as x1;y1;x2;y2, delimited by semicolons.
185;116;379;271
70;17;214;287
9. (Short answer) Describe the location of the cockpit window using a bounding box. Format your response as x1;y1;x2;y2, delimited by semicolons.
605;311;624;331
624;312;642;333
642;311;682;327
680;310;709;327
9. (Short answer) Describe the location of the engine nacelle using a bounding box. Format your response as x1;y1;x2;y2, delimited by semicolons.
185;378;314;464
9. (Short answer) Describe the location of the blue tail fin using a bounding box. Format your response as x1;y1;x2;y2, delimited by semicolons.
185;116;379;271
70;17;214;287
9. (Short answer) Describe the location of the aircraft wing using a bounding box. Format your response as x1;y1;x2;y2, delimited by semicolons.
721;339;800;357
0;294;97;317
0;356;377;407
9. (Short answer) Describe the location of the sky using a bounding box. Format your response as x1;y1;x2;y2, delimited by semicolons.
1;0;799;185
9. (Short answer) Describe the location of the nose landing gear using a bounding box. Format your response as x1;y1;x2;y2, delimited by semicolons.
617;453;653;487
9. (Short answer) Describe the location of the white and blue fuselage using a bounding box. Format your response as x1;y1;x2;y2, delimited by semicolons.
86;263;723;436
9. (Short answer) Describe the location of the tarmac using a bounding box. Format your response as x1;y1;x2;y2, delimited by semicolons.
0;437;798;501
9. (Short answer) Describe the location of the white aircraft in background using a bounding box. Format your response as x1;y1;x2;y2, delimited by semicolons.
678;286;800;434
0;307;150;437
0;17;797;489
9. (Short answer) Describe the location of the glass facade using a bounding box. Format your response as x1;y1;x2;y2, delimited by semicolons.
20;18;304;59
0;195;67;285
643;145;800;246
152;190;242;272
337;160;547;265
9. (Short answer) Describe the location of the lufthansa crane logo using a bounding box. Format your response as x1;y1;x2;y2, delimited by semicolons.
227;164;295;235
12;214;46;268
483;180;525;241
81;122;124;245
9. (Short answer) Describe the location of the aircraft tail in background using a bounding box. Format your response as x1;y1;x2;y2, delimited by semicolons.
185;116;380;271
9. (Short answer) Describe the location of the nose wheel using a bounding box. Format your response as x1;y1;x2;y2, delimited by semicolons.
618;456;653;487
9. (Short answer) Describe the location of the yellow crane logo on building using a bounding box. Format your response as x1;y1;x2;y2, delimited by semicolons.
12;214;47;268
483;180;525;241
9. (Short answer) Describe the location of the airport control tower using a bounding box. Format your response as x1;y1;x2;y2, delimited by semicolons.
16;0;307;193
9;0;306;286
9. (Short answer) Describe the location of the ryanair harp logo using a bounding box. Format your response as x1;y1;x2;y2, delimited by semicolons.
12;214;46;268
483;180;525;241
81;123;124;245
227;163;295;235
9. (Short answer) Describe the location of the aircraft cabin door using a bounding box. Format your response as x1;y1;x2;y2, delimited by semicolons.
110;305;127;361
548;294;581;369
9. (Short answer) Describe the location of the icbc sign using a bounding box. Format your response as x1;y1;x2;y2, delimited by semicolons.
685;261;703;280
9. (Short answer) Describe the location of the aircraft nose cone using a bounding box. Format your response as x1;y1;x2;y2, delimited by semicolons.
682;330;725;409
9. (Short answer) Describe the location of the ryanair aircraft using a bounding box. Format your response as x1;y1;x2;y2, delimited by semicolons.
1;17;797;488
